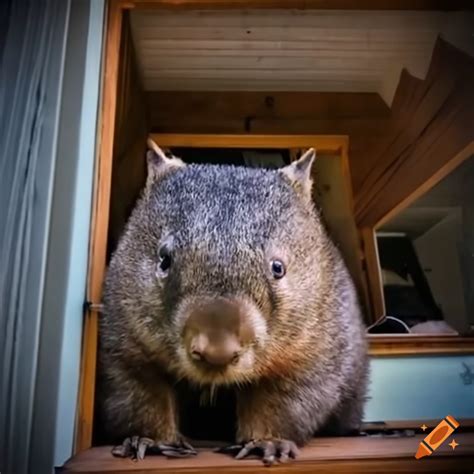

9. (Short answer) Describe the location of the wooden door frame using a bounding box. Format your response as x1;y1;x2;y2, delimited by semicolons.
79;134;355;455
74;0;123;455
149;133;347;153
78;128;353;453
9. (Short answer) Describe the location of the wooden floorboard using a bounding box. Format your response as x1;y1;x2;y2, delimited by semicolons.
59;433;474;473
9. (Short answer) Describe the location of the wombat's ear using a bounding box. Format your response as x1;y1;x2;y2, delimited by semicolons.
279;148;316;201
146;138;185;188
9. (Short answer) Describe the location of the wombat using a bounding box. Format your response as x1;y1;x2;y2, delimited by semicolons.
99;139;368;465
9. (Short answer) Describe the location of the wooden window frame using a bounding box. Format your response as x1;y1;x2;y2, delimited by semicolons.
75;0;474;455
80;129;354;453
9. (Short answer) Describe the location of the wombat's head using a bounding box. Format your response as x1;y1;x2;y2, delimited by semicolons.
107;140;329;387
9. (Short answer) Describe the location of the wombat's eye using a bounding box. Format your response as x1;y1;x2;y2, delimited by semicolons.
270;259;286;279
157;246;172;276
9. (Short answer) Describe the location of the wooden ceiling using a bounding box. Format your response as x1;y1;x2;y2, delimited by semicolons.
129;9;473;103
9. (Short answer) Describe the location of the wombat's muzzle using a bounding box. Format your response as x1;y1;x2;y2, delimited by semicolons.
182;298;256;368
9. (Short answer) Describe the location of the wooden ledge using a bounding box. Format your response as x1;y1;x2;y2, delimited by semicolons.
148;133;348;155
59;433;474;473
368;334;474;356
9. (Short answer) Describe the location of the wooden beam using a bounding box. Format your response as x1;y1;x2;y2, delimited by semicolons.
148;133;347;154
151;118;389;141
369;335;474;356
108;10;149;258
146;93;388;194
126;0;473;10
147;91;389;137
340;145;372;318
360;227;385;320
364;141;474;229
354;39;474;227
74;0;124;454
146;91;388;196
147;91;390;126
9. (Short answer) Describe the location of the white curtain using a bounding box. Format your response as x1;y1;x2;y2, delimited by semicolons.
0;1;70;472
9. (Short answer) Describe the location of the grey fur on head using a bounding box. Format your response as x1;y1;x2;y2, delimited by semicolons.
99;139;368;462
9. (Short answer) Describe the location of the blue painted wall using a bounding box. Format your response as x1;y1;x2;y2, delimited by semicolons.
365;356;474;422
52;0;104;467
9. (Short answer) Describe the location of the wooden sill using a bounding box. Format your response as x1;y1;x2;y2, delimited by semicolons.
368;334;474;356
59;433;474;473
361;418;474;432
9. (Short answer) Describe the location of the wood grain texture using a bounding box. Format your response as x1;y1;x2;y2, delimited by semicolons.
147;91;390;123
146;91;388;197
351;38;474;335
360;228;385;321
340;145;371;316
374;141;474;229
129;9;446;93
75;0;124;453
354;39;474;227
108;11;148;256
149;133;347;154
368;335;474;356
60;432;474;473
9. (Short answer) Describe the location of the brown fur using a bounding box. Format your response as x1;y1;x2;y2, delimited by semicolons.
99;145;368;461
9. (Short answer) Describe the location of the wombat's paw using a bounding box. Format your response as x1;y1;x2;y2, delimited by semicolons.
111;436;154;460
218;439;299;466
111;436;197;460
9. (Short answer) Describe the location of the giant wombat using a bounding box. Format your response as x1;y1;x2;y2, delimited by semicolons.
99;140;368;465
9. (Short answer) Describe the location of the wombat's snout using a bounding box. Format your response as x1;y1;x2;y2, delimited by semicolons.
183;298;255;368
190;333;241;366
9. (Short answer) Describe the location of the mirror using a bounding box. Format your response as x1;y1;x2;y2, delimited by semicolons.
373;155;474;336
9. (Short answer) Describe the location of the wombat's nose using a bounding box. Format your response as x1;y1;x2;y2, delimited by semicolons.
184;297;253;367
191;336;241;367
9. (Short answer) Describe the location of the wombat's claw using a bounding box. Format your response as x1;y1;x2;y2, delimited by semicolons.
156;439;197;458
111;436;153;460
218;439;299;466
111;436;197;460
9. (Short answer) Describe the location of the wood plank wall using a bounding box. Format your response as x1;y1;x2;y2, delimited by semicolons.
354;38;474;227
108;11;149;257
148;90;390;190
